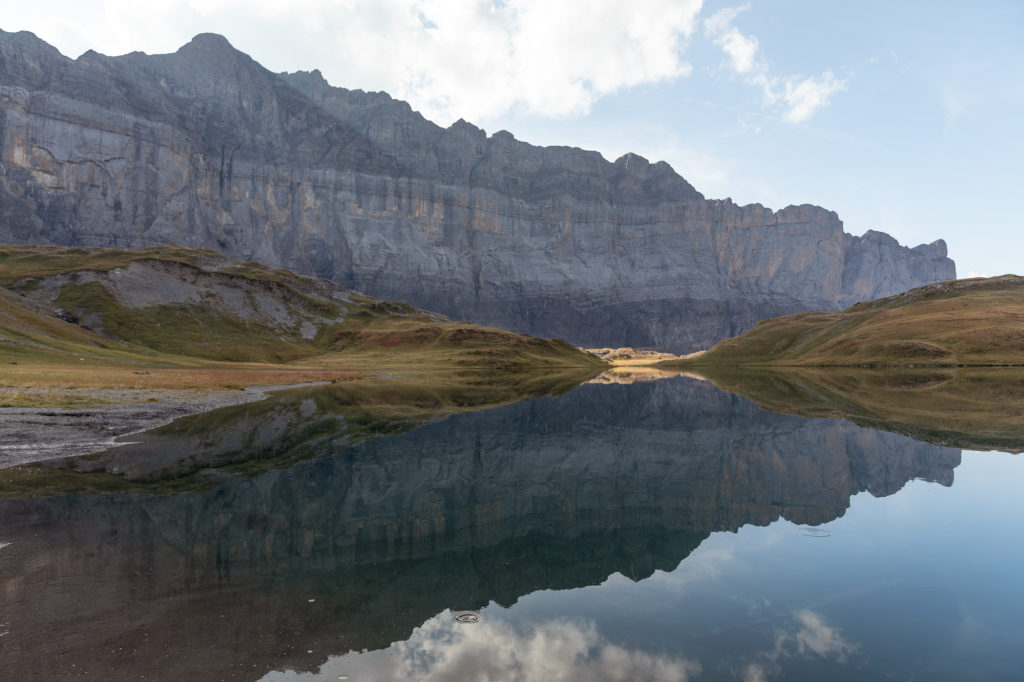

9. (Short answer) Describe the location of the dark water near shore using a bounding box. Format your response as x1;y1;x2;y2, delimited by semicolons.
1;376;1022;680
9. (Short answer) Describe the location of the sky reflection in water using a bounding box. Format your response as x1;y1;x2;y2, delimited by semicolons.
266;448;1024;682
2;377;1022;681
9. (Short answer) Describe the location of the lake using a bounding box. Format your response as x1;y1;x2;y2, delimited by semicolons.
1;375;1022;680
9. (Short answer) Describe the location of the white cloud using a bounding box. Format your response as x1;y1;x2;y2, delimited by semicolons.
2;0;703;126
287;612;701;681
742;662;768;682
390;614;702;681
703;5;845;123
786;609;858;662
734;609;858;680
6;0;848;129
718;28;759;74
780;72;846;123
330;0;704;124
769;609;858;665
704;5;758;74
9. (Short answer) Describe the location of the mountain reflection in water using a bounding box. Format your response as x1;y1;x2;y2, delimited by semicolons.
0;377;964;680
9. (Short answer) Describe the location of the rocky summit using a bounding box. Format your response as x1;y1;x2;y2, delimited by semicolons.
0;30;956;351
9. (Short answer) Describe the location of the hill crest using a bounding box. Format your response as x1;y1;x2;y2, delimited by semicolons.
673;275;1024;367
0;244;596;368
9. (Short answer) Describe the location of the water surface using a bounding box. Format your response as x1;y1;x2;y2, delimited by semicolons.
1;376;1021;680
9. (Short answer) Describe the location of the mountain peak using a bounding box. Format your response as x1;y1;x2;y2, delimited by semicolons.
0;28;71;87
179;33;237;54
0;29;957;353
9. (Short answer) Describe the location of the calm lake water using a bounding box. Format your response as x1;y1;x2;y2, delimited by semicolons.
1;376;1022;680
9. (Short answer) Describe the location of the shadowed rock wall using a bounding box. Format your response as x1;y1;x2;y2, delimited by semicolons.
0;30;956;350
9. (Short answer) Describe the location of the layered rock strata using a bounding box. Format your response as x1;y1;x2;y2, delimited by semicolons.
0;30;956;350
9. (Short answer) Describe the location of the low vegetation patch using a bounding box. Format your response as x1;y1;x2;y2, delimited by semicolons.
54;280;323;363
0;244;211;287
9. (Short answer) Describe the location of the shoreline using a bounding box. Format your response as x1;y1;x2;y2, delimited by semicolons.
0;383;325;470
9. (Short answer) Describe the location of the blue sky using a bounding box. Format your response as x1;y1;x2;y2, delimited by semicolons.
3;0;1022;277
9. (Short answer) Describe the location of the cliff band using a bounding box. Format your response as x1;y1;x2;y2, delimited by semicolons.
0;30;956;351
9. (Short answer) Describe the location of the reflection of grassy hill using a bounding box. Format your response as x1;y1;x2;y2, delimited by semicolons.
0;245;603;398
696;366;1024;453
664;276;1024;367
1;368;597;496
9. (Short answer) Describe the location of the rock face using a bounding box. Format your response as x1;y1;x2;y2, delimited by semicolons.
0;377;960;679
0;30;956;351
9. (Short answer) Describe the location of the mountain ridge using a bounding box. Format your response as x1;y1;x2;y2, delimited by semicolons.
0;29;956;351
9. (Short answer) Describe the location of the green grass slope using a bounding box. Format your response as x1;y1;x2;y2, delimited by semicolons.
667;275;1024;367
0;244;602;371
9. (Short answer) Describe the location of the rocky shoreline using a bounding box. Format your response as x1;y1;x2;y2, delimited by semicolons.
0;384;322;469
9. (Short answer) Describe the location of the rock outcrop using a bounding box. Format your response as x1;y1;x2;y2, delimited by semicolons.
0;30;956;351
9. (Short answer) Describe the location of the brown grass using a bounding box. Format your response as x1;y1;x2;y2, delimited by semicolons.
0;244;603;401
695;365;1024;453
662;275;1024;367
0;244;213;287
0;363;366;391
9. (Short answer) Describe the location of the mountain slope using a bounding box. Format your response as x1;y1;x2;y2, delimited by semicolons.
0;30;955;351
0;244;600;369
670;275;1024;367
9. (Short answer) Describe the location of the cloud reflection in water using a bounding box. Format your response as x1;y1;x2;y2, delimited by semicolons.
277;610;700;682
743;609;859;681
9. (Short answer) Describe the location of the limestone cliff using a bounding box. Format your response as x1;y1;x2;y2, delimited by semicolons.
0;30;956;351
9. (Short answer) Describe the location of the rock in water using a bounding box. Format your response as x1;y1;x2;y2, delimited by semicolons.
0;30;956;352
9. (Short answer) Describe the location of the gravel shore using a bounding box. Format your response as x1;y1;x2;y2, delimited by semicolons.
0;384;319;469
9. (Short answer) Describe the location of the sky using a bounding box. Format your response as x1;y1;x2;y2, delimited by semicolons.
2;0;1022;278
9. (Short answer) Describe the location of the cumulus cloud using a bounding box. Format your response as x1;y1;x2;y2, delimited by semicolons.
740;608;859;679
784;609;858;662
8;0;844;127
779;72;846;123
704;5;758;74
317;0;703;123
390;613;701;681
295;611;701;681
704;5;845;123
4;0;703;126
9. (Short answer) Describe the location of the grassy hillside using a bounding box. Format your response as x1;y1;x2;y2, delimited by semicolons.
693;366;1024;453
0;244;603;398
664;275;1024;367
